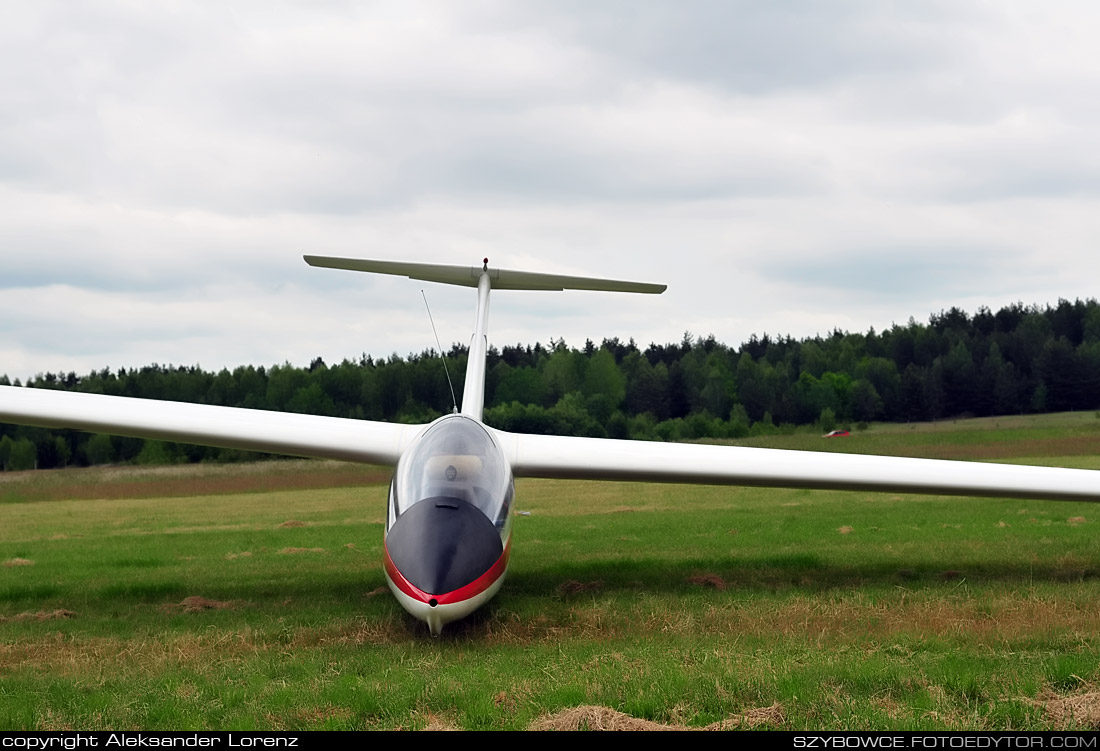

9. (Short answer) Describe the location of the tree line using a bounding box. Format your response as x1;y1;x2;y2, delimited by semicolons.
3;298;1100;470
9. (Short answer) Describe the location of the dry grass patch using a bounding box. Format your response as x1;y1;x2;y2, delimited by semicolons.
265;706;357;731
0;630;261;680
0;609;75;623
492;589;1100;645
710;702;786;729
838;526;853;535
1034;690;1100;729
695;594;1100;643
419;714;461;731
287;618;406;648
870;695;907;721
513;479;746;517
529;705;676;731
1052;554;1092;581
529;703;784;731
224;552;253;560
171;596;235;613
4;557;35;566
904;436;1100;461
0;460;391;503
278;520;306;528
278;547;325;554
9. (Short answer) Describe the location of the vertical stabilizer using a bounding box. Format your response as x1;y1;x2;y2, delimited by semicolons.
461;269;491;419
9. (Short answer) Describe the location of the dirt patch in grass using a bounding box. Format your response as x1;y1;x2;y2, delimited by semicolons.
529;703;784;730
278;520;306;528
169;596;234;613
224;552;253;560
0;609;75;623
279;547;325;555
1035;691;1100;729
558;580;603;596
687;574;728;591
1068;516;1087;526
838;526;853;535
3;558;34;567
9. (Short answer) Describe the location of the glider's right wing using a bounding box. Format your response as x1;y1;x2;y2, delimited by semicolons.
494;430;1100;502
0;386;422;465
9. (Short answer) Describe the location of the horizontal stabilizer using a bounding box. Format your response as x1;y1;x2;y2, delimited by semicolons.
304;256;666;294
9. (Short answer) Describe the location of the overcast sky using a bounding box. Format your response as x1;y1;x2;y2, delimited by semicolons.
3;1;1099;381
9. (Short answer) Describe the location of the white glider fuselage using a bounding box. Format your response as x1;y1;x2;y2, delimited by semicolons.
381;266;512;635
306;256;670;635
383;413;514;636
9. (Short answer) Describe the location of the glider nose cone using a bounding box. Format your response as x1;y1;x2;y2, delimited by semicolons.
386;497;504;595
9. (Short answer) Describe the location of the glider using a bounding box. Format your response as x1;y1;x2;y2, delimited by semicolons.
2;257;1099;636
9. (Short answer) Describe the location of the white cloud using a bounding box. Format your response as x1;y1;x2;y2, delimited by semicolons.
2;1;1100;381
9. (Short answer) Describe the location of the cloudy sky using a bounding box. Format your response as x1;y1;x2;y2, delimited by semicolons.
3;1;1099;381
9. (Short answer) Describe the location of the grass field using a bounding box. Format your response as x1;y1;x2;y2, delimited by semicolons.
2;413;1100;730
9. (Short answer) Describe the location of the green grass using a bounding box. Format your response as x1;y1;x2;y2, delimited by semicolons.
1;415;1100;730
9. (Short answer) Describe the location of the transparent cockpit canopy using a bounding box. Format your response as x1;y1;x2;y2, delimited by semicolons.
389;416;513;533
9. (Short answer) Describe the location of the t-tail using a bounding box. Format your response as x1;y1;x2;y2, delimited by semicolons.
303;256;666;420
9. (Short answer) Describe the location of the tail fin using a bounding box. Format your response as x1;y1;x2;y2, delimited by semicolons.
303;256;666;294
305;255;666;420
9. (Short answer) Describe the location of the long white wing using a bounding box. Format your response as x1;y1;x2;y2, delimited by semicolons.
7;384;1099;502
494;430;1100;502
0;386;422;465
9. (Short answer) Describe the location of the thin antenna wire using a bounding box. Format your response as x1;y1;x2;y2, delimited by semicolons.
421;290;458;413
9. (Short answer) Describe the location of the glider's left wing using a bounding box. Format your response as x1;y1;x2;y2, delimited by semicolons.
0;386;421;465
495;429;1100;502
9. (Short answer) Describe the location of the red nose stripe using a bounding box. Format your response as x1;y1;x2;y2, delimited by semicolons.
385;538;511;605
